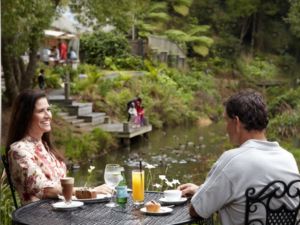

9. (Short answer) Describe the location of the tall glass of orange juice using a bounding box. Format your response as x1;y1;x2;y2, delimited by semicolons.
132;170;144;205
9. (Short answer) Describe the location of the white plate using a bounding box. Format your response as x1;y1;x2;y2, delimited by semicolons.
52;201;84;210
159;197;188;205
59;194;111;203
140;206;173;215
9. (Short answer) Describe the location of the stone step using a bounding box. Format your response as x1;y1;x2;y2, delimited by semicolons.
72;102;93;107
62;115;78;121
79;112;106;123
70;118;86;125
57;112;69;117
74;121;102;128
66;102;93;116
52;99;112;129
48;96;73;105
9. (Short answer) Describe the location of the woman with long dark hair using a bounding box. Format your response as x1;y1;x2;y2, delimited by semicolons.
6;90;110;205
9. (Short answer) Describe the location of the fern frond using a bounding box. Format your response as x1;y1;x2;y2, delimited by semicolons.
192;45;209;57
173;5;189;16
187;25;211;35
147;12;170;22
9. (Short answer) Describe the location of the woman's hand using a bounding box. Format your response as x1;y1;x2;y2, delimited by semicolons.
177;183;199;197
93;184;112;194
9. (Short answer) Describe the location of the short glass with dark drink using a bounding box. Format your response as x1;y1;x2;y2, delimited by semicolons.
60;177;74;205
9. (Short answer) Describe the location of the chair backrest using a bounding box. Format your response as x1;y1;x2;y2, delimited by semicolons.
245;180;300;225
1;154;19;208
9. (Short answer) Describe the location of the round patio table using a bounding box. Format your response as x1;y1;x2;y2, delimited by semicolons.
12;192;214;225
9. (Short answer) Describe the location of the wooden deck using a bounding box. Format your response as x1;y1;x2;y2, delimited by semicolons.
98;123;152;145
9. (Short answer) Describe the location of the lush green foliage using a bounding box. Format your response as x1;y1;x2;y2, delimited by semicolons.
1;0;64;103
0;180;17;225
191;0;300;60
286;0;300;38
268;111;300;139
80;31;131;67
267;87;300;140
71;61;221;128
51;111;116;162
236;55;278;79
104;56;145;70
268;87;300;116
0;147;20;225
2;0;56;56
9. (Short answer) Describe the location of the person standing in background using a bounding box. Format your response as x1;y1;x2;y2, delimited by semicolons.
38;69;45;90
53;46;60;64
40;48;50;65
135;97;145;126
59;40;68;62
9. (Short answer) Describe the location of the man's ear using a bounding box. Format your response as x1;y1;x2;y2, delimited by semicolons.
234;116;241;133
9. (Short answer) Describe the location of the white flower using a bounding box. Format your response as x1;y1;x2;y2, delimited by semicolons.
88;165;95;173
171;179;180;185
153;183;162;188
165;181;173;187
159;175;167;180
145;163;156;169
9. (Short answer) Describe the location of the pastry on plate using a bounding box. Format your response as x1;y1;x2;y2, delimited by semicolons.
145;200;161;212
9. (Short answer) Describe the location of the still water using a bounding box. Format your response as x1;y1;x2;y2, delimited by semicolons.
70;122;229;189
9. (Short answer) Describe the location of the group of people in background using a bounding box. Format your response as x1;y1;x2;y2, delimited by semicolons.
127;97;145;128
39;40;77;66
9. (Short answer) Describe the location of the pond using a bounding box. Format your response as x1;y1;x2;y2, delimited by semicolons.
70;122;229;190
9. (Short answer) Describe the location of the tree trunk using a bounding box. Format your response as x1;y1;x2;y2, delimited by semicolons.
250;13;257;56
20;38;39;90
2;56;19;106
13;57;22;87
132;14;136;40
239;18;250;45
2;36;39;104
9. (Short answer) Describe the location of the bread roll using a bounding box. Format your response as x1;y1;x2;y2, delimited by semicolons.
145;200;161;212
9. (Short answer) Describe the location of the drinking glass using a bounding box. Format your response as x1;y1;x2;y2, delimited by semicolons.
60;177;74;205
132;170;144;205
104;164;122;207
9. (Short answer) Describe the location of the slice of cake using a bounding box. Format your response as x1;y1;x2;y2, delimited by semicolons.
145;200;161;212
75;188;97;199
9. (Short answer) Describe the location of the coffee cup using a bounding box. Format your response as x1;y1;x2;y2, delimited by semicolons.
164;190;182;201
60;177;74;204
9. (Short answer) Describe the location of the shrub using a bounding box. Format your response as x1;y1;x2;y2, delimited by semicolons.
52;113;116;162
104;56;145;70
237;55;278;79
80;31;130;67
45;73;61;89
268;87;300;117
268;111;300;139
0;181;17;225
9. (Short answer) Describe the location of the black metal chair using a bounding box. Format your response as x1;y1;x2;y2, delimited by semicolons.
1;154;19;209
245;180;300;225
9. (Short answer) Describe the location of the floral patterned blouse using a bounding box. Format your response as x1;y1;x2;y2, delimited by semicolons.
8;136;66;205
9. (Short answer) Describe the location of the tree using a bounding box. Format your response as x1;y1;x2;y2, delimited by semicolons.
1;0;62;105
190;0;294;57
69;0;134;33
286;0;300;39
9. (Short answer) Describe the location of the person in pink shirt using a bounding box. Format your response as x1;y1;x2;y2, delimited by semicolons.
59;41;68;61
135;97;145;126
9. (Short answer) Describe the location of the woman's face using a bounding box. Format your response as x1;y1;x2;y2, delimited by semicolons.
30;97;52;136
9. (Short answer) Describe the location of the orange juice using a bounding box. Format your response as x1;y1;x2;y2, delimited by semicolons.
132;170;144;204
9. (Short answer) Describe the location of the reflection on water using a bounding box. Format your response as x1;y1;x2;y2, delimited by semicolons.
70;122;229;189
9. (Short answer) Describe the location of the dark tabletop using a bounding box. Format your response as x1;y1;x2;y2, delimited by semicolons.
13;192;213;225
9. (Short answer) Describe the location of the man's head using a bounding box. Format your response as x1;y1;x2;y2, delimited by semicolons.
224;89;268;145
